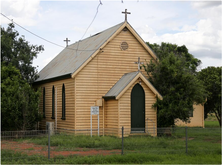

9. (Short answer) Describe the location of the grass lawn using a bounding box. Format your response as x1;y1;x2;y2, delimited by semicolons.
1;150;221;164
205;113;220;127
205;120;220;127
1;127;221;164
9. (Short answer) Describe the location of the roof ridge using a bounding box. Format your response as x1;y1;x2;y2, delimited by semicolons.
70;21;125;45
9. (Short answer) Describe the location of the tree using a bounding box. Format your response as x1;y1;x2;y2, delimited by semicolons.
144;42;206;127
1;23;44;130
1;23;44;83
1;64;42;131
147;42;201;73
198;66;221;127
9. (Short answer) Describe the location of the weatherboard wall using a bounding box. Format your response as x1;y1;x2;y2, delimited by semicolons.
38;78;75;130
104;99;119;136
175;104;204;128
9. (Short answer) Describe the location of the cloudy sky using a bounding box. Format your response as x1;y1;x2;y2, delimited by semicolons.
1;0;221;71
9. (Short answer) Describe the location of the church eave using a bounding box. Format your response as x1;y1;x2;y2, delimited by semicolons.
103;71;163;101
102;96;116;100
33;73;72;85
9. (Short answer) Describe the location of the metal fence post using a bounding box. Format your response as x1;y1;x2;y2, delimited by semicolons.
185;126;188;154
48;124;50;159
121;126;124;155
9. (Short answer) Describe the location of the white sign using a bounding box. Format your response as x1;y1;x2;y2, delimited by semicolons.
91;106;99;115
90;106;99;137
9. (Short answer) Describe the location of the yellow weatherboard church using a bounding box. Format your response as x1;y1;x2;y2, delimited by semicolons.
34;10;204;137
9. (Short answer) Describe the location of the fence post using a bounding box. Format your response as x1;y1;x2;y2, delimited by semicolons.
48;124;50;159
121;126;124;155
185;126;188;154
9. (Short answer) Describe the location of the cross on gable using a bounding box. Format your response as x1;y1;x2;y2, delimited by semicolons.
134;57;144;71
64;38;70;47
122;9;131;22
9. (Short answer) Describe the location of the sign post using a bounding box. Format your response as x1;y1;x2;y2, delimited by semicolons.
90;106;99;137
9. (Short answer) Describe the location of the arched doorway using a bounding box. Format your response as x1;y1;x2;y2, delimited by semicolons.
131;83;145;132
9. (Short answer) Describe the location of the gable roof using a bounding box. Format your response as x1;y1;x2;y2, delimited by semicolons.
103;71;162;100
34;21;158;84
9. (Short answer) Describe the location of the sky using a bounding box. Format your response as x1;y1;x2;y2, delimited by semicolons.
1;0;221;72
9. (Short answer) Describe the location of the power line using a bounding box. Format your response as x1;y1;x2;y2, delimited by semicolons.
80;0;102;40
0;13;99;52
76;0;102;54
1;13;65;49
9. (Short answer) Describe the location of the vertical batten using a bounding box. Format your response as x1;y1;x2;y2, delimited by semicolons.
74;78;76;131
52;86;55;119
118;100;120;136
103;98;105;136
55;87;57;130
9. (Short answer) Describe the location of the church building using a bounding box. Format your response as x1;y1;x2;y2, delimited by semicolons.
34;10;163;137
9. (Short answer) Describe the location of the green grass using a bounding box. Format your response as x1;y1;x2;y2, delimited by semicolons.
205;120;220;127
205;113;220;127
1;150;221;164
1;127;221;164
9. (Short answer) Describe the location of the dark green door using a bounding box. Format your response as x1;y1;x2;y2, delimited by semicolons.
131;83;145;132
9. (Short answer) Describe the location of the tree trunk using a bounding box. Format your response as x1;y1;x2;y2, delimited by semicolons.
214;110;221;127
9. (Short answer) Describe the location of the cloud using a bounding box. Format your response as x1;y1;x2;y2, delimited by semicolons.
139;1;221;64
198;57;222;70
191;1;221;9
138;25;157;40
1;0;41;26
180;25;196;32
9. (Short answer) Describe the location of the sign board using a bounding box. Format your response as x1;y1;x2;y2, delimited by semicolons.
91;106;99;115
90;106;99;137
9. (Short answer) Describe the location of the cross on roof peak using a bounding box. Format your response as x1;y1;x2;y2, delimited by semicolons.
122;9;131;22
64;38;70;47
134;57;144;71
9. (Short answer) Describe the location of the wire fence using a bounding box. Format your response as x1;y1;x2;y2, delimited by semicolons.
1;130;48;140
1;126;221;162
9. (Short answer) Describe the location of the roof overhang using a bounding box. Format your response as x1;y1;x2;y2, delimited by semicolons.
103;71;162;100
33;73;71;85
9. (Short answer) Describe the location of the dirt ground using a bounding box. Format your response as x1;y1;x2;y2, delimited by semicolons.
1;140;121;158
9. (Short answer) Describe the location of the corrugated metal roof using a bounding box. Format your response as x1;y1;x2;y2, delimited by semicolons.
35;22;125;82
104;71;139;98
103;71;163;99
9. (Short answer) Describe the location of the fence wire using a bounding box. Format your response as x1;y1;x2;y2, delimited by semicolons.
1;127;221;162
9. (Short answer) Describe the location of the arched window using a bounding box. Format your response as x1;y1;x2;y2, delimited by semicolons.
43;87;46;118
52;86;55;119
61;84;66;120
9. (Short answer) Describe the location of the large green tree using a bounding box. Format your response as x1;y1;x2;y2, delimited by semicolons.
144;42;206;127
1;23;44;83
1;64;42;131
197;66;221;127
1;23;43;130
